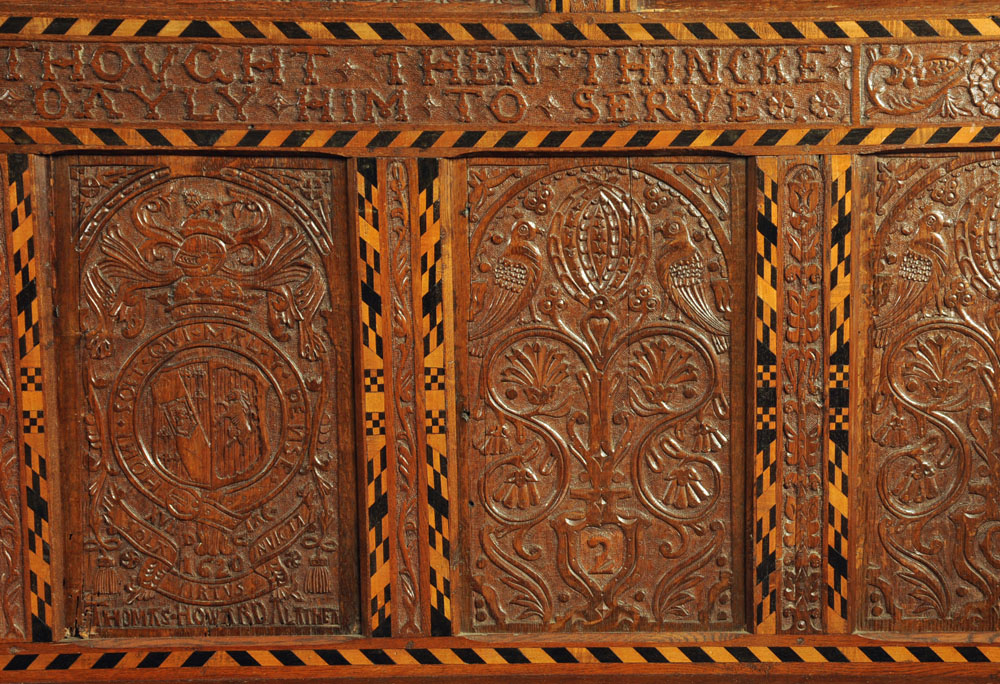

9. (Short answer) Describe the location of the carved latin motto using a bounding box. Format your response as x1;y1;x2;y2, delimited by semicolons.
458;160;743;633
861;153;1000;631
62;159;357;635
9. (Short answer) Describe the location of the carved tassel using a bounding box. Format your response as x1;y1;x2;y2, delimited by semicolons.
95;556;122;595
306;556;332;594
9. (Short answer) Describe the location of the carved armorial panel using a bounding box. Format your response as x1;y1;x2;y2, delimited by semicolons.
857;151;1000;632
52;155;359;637
452;157;746;633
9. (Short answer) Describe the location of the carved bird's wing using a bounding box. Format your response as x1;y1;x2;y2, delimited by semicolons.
663;251;730;340
470;256;538;341
873;248;934;346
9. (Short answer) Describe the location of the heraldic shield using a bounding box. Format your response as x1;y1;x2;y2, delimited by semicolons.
149;355;274;490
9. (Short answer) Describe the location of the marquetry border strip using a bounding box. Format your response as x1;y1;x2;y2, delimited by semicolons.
417;159;451;635
753;159;779;634
356;159;392;637
826;155;851;633
3;15;1000;41
2;125;1000;153
5;154;52;642
3;644;1000;669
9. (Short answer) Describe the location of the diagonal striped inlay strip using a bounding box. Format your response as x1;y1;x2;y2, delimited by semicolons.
2;125;1000;152
2;15;1000;41
6;154;53;643
2;644;1000;669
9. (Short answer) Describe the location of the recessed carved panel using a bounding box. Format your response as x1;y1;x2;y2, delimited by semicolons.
862;43;1000;125
54;155;359;636
454;157;746;633
858;152;1000;631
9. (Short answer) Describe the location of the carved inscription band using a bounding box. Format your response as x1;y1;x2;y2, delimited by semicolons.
2;40;1000;133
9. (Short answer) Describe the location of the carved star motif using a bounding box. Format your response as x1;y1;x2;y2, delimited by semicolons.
546;56;571;78
267;92;295;116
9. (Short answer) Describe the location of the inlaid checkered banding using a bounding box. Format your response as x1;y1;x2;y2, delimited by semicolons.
2;126;1000;153
356;159;391;637
2;15;1000;41
2;643;1000;670
753;159;780;634
7;154;51;642
826;156;852;632
417;159;450;636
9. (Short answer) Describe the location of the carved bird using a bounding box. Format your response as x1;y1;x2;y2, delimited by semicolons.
469;221;542;357
872;211;949;348
655;220;730;353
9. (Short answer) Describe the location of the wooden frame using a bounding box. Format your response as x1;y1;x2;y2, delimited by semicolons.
0;0;999;680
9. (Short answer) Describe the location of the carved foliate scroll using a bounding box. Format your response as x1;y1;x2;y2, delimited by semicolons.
778;159;826;634
857;152;1000;632
454;157;745;632
54;156;358;636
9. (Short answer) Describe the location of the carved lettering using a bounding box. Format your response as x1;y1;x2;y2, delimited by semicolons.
0;42;850;127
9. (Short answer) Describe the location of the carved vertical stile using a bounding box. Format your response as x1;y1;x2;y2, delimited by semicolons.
0;155;27;640
386;158;424;637
777;157;827;634
825;155;852;633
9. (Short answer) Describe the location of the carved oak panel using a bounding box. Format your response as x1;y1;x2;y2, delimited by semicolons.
52;155;359;637
857;152;1000;632
453;157;747;633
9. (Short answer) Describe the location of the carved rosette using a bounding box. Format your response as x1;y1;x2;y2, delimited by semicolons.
860;153;1000;631
70;160;355;634
461;160;740;632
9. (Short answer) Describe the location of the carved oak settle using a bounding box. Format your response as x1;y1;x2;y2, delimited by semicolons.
1;0;1000;682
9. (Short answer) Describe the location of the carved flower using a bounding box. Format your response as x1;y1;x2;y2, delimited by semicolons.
478;423;511;457
501;341;570;406
282;549;302;569
119;549;140;570
809;90;842;120
767;91;795;120
900;333;978;407
969;48;1000;119
494;461;542;510
523;185;554;215
630;338;700;412
661;463;711;509
893;459;940;504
